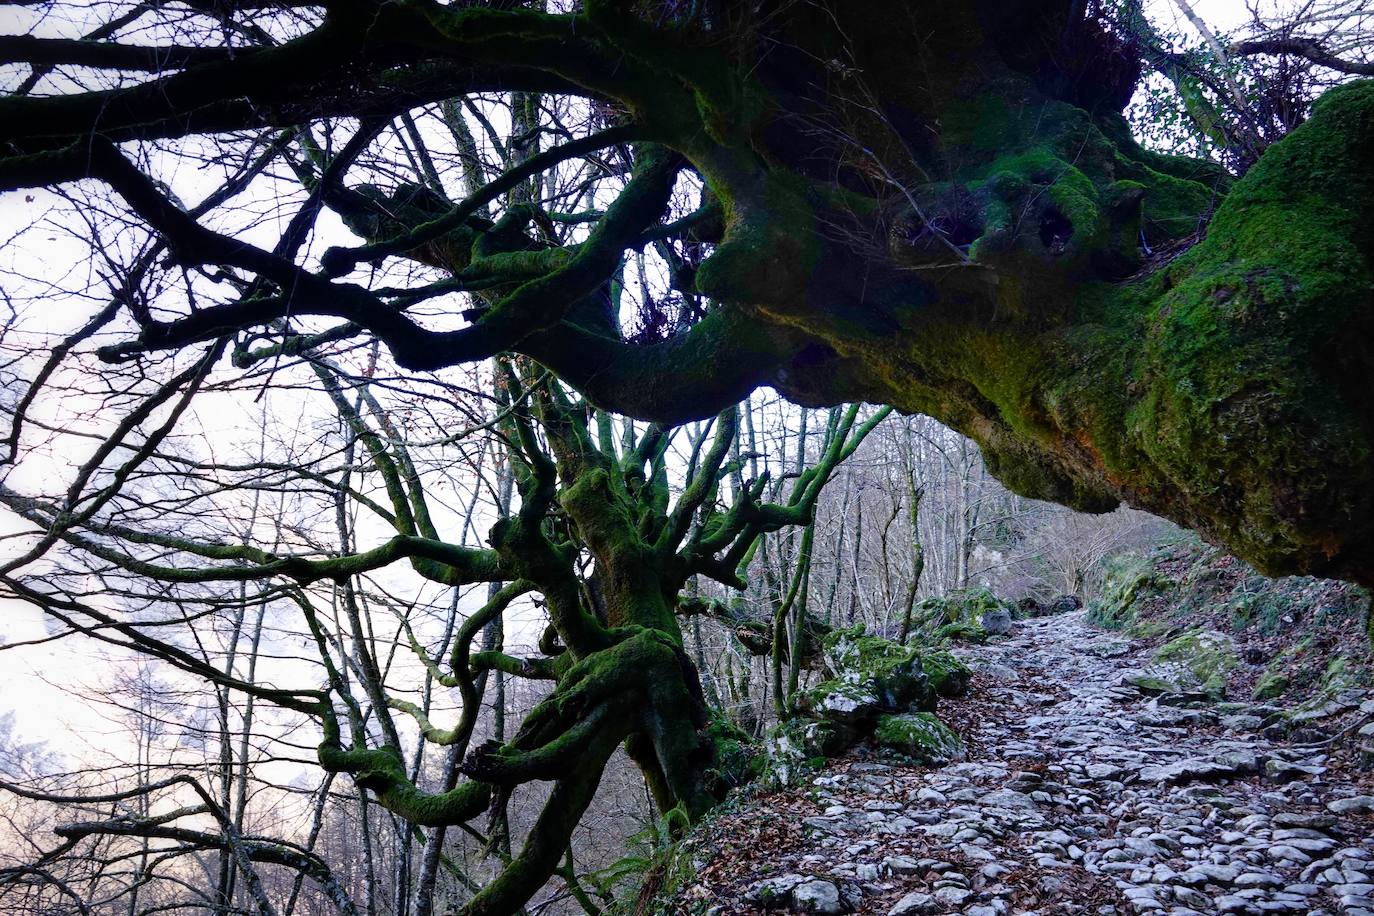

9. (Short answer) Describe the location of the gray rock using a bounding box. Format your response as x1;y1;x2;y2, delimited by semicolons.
1271;812;1340;831
888;892;936;916
1267;844;1312;864
1173;886;1211;908
792;879;845;914
883;855;922;876
1045;595;1083;615
933;886;972;907
1263;758;1325;782
745;874;806;905
1234;872;1282;888
1137;758;1247;785
1086;762;1124;780
1329;795;1374;814
982;607;1013;636
1221;714;1265;731
1179;863;1240;885
978;789;1037;809
960;844;996;862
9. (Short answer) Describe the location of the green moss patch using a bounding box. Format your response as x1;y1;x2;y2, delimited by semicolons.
922;650;972;698
910;588;1013;644
1153;628;1238;699
874;712;964;765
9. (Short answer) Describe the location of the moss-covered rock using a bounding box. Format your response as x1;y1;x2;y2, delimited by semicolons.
703;714;763;797
761;718;851;787
936;621;988;644
820;625;936;713
874;712;964;765
793;678;883;726
922;649;972;698
1253;669;1290;701
1320;654;1360;692
1089;543;1370;705
1126;674;1177;696
911;588;1017;644
765;625;962;779
761;722;813;788
822;623;909;671
1153;628;1239;699
1090;553;1174;633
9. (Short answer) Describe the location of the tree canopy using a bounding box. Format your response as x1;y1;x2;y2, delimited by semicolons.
3;0;1373;582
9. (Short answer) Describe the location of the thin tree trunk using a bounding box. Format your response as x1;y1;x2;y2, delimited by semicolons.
898;483;926;644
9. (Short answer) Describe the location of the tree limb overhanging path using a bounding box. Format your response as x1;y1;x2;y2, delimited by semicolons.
3;0;1373;584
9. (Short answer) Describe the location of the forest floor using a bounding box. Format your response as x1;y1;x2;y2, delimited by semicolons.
665;611;1374;916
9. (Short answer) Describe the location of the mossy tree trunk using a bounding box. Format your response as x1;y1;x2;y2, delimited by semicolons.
301;358;890;914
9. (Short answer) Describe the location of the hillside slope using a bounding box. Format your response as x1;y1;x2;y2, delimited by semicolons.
1091;543;1372;706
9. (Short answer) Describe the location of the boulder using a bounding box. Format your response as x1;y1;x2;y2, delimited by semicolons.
1016;594;1082;617
911;587;1016;643
794;679;883;727
922;650;972;698
767;626;949;782
936;621;987;643
745;874;806;908
981;607;1013;636
889;892;937;915
874;712;964;765
1046;594;1084;615
1152;628;1239;700
1327;795;1374;814
792;879;846;914
820;626;936;713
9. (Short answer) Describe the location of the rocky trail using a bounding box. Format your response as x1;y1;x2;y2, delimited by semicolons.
668;611;1374;916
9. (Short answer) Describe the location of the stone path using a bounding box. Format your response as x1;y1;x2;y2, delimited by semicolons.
686;610;1374;915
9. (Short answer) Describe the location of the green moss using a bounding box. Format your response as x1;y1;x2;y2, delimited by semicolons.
761;720;814;787
1154;628;1238;699
820;624;935;712
1127;674;1177;696
1120;81;1374;576
695;169;820;309
810;83;1374;584
761;719;848;786
793;678;881;724
1130;618;1172;639
873;712;963;765
1319;654;1360;692
1089;553;1172;632
944;92;1017;153
702;714;762;797
823;623;911;670
1253;670;1290;700
910;588;1011;643
922;649;972;698
936;621;987;644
